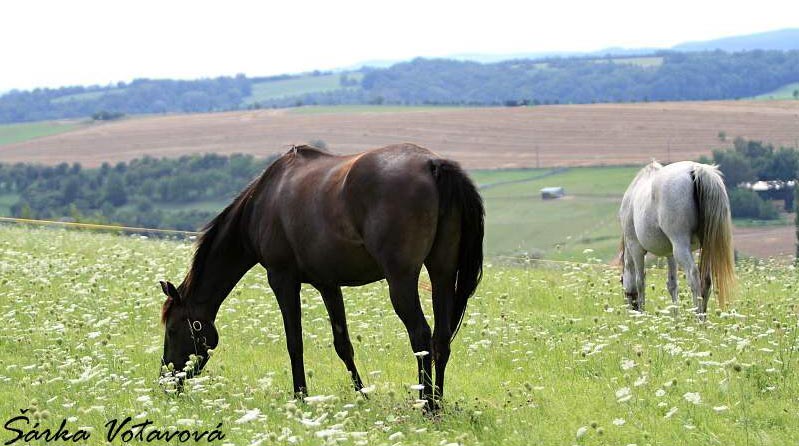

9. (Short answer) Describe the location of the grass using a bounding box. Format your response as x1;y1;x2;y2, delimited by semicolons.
1;224;798;445
243;73;363;104
747;82;799;100
0;121;82;145
473;167;639;260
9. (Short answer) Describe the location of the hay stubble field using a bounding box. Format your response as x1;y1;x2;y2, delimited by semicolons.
2;101;799;169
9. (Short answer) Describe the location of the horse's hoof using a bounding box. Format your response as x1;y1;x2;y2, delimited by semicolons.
422;399;441;416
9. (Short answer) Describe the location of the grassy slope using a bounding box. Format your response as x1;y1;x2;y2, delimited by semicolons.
748;82;799;100
243;73;363;104
0;121;81;145
50;88;127;104
1;225;797;445
475;167;638;260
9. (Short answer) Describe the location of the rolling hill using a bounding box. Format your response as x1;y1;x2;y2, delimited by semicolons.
2;101;798;169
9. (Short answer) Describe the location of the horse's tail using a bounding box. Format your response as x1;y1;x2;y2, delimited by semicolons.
692;164;736;307
430;159;485;341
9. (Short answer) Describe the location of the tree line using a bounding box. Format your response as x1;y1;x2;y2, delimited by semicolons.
0;153;275;231
2;50;799;124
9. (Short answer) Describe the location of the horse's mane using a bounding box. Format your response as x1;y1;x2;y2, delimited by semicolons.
177;152;292;303
182;146;330;296
161;188;254;323
161;147;329;322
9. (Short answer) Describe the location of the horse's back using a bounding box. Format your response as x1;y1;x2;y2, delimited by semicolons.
263;144;441;285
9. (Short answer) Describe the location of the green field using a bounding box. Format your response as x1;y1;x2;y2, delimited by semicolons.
593;56;664;68
748;82;799;100
1;225;797;445
243;73;363;104
0;121;82;145
474;167;638;260
50;88;127;104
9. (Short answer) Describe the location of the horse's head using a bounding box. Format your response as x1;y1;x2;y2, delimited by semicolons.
159;281;218;387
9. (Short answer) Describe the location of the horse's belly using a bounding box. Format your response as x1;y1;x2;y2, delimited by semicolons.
640;237;672;257
634;220;673;256
297;243;385;286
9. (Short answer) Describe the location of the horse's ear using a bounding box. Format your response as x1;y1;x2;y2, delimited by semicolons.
159;280;181;305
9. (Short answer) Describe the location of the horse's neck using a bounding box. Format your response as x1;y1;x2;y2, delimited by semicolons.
182;240;256;321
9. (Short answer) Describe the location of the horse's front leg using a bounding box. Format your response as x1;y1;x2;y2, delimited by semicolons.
267;269;307;398
623;243;646;312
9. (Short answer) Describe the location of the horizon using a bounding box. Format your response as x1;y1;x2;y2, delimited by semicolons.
1;0;798;92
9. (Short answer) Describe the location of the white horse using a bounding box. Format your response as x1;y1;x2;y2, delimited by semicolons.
619;160;736;315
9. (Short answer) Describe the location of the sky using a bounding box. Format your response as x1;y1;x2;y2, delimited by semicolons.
1;0;797;91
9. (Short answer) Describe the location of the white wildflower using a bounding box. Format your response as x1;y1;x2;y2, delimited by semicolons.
616;387;632;403
621;359;636;370
683;392;701;405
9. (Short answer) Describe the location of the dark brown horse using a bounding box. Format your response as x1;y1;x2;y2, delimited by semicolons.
159;143;484;409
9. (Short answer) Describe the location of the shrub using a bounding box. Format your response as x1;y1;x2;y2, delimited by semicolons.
728;188;779;220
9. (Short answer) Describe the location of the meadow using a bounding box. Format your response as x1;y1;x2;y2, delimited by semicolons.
243;73;364;105
0;121;82;145
473;167;638;260
749;82;799;100
1;224;797;445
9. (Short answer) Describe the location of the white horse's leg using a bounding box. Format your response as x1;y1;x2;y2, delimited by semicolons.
623;242;646;311
672;238;703;316
667;256;679;314
700;270;712;315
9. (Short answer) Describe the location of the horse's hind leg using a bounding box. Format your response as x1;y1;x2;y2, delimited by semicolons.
700;270;712;314
672;239;703;317
424;208;460;404
385;269;434;406
315;285;364;392
667;257;679;316
267;269;307;397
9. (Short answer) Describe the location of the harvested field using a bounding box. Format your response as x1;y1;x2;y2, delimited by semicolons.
2;101;799;168
733;224;795;260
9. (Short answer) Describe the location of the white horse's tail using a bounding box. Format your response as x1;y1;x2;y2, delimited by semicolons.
692;164;736;307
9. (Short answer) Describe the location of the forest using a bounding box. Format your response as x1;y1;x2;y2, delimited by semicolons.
2;50;799;123
0;153;274;230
